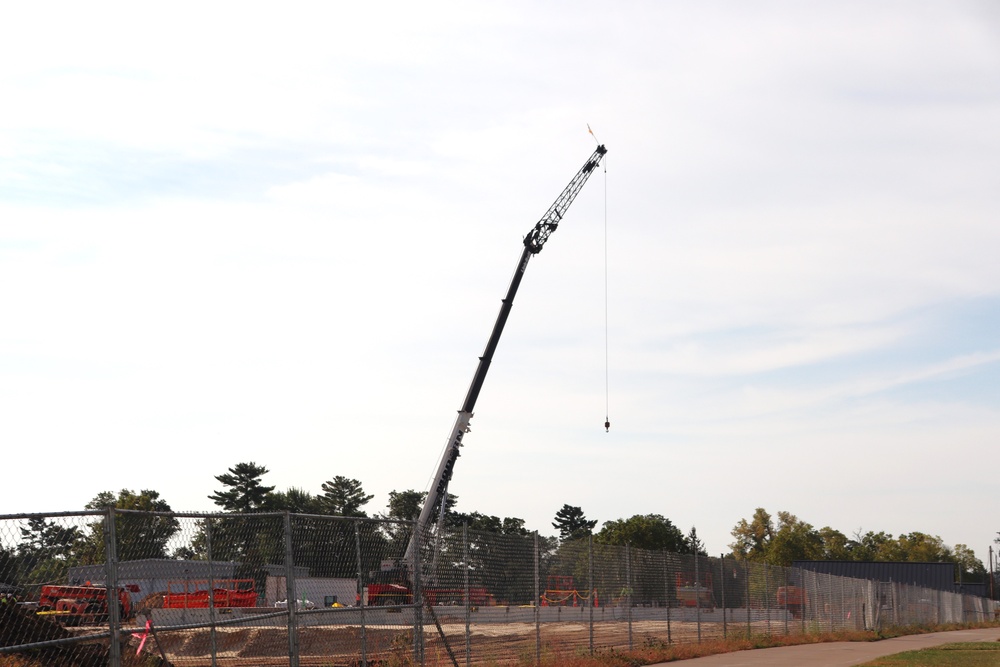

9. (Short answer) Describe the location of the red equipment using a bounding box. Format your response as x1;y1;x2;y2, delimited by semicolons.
541;575;597;607
161;579;257;608
675;571;714;610
37;583;138;625
776;585;807;618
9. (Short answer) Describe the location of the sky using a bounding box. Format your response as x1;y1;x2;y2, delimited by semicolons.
1;1;998;562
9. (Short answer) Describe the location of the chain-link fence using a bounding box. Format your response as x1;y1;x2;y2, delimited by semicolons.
1;511;996;666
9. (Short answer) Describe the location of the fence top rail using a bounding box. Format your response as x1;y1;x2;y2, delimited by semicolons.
0;510;104;521
0;509;414;524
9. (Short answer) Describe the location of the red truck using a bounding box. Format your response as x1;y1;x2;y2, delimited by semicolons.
37;583;139;625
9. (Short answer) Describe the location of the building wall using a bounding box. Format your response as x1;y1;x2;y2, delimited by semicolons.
791;561;956;591
265;576;358;607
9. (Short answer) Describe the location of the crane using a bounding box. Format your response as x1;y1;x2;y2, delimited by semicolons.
404;143;607;564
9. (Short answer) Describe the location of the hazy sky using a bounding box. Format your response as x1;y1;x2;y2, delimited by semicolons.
2;2;998;560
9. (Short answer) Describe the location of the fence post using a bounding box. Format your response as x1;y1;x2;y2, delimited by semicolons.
103;507;122;667
694;549;701;643
284;511;300;667
626;543;633;651
764;562;770;635
534;532;541;666
588;535;594;655
840;576;846;631
720;554;727;638
783;567;788;635
412;520;423;666
802;570;807;634
463;523;470;667
355;521;367;667
662;550;671;644
206;518;218;667
745;559;751;636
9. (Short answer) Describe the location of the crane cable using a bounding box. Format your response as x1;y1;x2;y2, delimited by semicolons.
589;124;611;433
603;152;610;433
589;124;612;433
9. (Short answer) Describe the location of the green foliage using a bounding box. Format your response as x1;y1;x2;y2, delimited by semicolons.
319;476;373;517
208;462;275;512
596;514;687;552
686;526;707;556
449;511;531;536
83;489;180;561
386;490;426;523
729;508;988;579
270;487;323;514
17;517;86;583
729;508;774;560
552;505;598;541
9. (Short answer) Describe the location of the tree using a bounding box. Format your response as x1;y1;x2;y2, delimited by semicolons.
818;526;853;560
953;544;987;582
851;530;894;561
386;490;426;523
685;526;707;556
448;511;530;536
205;463;282;589
552;505;597;541
730;509;829;565
17;518;85;582
270;487;323;514
208;462;275;513
83;489;180;561
319;476;373;517
595;514;687;552
729;507;773;560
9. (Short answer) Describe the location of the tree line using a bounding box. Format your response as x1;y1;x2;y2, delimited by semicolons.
2;463;988;590
729;507;988;582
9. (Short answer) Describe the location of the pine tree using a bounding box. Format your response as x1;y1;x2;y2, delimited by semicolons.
552;504;598;541
208;462;275;512
319;476;373;517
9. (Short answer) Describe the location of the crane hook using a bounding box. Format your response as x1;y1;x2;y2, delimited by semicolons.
604;419;610;432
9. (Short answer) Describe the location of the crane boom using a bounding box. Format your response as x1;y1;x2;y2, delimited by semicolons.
405;144;607;562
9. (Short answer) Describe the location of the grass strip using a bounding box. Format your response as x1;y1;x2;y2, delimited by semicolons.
856;641;1000;666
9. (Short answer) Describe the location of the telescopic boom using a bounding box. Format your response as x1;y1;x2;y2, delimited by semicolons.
405;144;607;562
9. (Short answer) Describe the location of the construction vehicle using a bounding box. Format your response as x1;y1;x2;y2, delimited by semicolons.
776;585;807;618
161;578;258;609
36;583;139;625
364;144;607;606
365;561;491;606
675;571;714;610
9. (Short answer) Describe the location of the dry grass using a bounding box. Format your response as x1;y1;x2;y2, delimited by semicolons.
532;622;1000;667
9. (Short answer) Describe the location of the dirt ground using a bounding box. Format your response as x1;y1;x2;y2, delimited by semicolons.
140;618;786;666
4;601;790;667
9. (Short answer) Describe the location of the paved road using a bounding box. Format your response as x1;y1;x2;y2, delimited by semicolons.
648;627;1000;666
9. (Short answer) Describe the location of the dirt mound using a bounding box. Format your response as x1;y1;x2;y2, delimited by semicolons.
0;603;73;648
0;605;169;667
135;591;166;617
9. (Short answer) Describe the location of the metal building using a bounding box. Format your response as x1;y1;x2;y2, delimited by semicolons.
68;558;238;611
791;561;978;595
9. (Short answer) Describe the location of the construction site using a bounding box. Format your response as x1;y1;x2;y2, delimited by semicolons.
3;144;998;667
2;507;996;667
